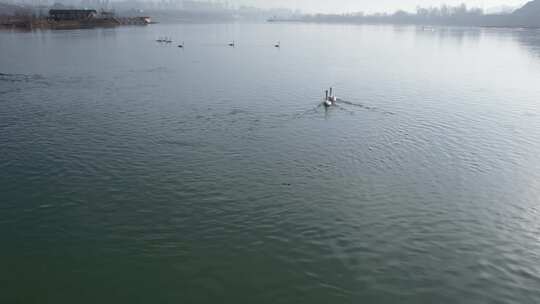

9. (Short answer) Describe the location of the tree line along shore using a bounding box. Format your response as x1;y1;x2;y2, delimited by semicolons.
270;1;540;28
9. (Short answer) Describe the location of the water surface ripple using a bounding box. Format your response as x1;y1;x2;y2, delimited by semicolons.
1;24;540;303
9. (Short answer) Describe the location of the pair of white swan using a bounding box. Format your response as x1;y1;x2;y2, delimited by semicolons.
324;87;337;107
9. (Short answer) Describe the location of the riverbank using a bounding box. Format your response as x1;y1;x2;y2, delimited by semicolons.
0;16;151;30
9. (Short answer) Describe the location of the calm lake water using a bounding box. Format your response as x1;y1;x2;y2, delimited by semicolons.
1;23;540;303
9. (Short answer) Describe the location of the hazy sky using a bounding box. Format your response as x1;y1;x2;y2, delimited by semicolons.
229;0;528;13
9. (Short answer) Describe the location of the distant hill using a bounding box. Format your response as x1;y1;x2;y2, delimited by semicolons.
508;0;540;26
513;0;540;16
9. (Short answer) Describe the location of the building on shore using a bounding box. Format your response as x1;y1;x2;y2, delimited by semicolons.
0;7;151;29
49;9;97;21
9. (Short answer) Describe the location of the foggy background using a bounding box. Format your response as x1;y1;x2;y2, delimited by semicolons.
1;0;529;14
229;0;527;13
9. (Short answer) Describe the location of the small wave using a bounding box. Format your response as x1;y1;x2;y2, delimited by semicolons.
158;139;202;147
0;88;22;96
0;72;44;83
295;98;395;119
294;104;324;119
337;99;395;115
228;108;250;116
334;104;355;115
129;66;170;73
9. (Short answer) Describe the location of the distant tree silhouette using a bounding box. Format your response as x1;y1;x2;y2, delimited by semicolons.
295;1;540;28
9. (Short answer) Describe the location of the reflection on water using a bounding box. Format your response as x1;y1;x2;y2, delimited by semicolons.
512;28;540;57
1;23;540;303
413;25;482;45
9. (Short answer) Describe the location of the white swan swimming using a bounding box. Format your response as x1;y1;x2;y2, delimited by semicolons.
324;87;337;107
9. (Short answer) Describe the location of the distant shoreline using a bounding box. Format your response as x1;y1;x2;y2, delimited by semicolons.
267;0;540;29
266;19;540;29
0;16;150;30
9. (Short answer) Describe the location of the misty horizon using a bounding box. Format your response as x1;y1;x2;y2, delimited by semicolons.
1;0;530;14
224;0;529;14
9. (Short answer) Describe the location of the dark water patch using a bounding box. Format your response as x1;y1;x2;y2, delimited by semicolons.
228;108;250;116
0;87;22;96
55;74;100;86
0;73;50;98
129;66;171;74
0;73;45;83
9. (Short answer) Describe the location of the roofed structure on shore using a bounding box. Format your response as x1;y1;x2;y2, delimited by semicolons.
49;9;97;21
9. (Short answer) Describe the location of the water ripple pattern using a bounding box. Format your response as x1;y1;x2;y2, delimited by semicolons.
1;24;540;303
